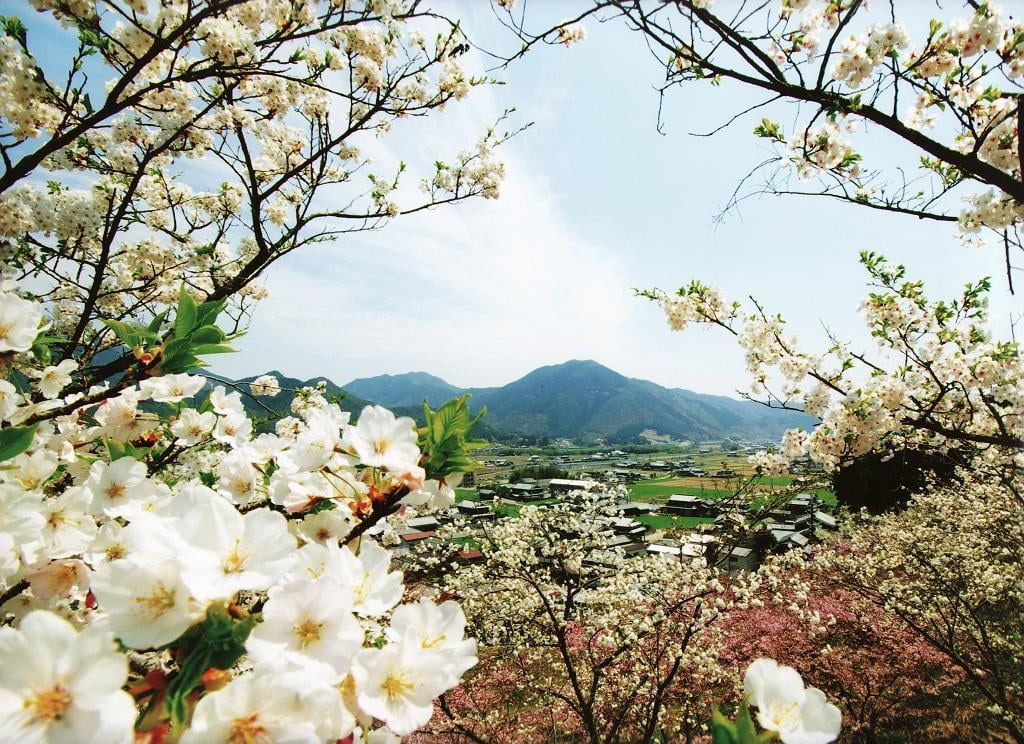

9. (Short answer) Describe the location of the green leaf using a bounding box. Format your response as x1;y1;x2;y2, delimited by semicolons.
711;707;739;744
1;15;28;45
735;700;762;743
31;339;51;365
164;604;257;732
103;319;159;349
162;337;191;362
147;310;168;334
190;325;225;345
307;499;337;514
190;344;235;356
0;424;37;461
175;286;198;338
104;438;126;461
195;298;227;329
417;395;486;479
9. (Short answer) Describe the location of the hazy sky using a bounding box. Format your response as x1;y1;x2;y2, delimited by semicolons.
11;1;1020;396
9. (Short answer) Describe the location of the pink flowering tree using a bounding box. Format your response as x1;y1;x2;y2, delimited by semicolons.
718;557;965;740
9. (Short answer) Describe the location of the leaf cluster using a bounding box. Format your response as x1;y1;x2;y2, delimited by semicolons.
712;701;776;744
418;395;486;480
164;603;258;733
103;286;237;374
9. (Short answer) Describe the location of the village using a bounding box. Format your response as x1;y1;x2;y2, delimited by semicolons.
390;442;837;574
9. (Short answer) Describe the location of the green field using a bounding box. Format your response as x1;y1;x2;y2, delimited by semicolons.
628;476;837;508
628;477;735;502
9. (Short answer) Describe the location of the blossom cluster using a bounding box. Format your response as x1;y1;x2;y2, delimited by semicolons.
0;291;479;741
652;252;1022;474
0;0;509;367
832;23;908;88
637;0;1024;248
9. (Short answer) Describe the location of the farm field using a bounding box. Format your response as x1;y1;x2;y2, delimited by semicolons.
628;475;837;507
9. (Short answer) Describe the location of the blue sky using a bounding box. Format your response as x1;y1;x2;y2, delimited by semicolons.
8;0;1019;396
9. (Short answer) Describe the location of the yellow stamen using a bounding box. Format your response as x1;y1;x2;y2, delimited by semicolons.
381;671;415;700
135;583;176;616
105;483;126;501
292;617;323;648
227;712;270;744
422;633;447;649
25;684;72;724
222;539;248;574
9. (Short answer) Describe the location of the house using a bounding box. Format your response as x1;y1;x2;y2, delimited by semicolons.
456;548;484;564
510;482;545;500
608;517;647;540
712;468;738;478
678;532;717;562
613;502;657;518
457;500;490;518
605;539;648;558
813;511;838;529
395;531;437;554
612;469;641;483
647;543;682;557
715;511;749;529
476;488;497;502
785;493;823;516
768;528;814;553
647;460;672;471
726;546;759;572
406;516;440;532
662;494;718;517
548;478;590;494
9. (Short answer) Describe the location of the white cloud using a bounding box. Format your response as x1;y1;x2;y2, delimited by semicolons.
217;139;636;388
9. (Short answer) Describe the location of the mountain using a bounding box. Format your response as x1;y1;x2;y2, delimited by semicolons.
341;360;815;443
343;372;466;408
205;360;813;442
203;370;379;422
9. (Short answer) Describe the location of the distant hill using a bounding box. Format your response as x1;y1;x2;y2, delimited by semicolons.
343;371;466;408
339;359;816;443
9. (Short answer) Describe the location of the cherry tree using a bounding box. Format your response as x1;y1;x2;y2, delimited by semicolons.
498;0;1024;287
0;0;512;739
495;0;1023;483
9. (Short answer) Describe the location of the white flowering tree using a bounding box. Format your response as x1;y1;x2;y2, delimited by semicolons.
410;490;843;743
417;492;745;742
812;468;1024;740
644;253;1023;482
1;0;512;423
497;0;1023;484
0;0;513;740
499;0;1024;286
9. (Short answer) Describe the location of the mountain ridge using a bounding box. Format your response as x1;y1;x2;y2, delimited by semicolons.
341;359;814;443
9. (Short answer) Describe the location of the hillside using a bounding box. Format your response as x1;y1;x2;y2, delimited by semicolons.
340;360;816;443
343;371;466;408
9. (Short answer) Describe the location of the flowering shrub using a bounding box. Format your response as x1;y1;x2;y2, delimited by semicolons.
718;559;964;739
814;471;1024;741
